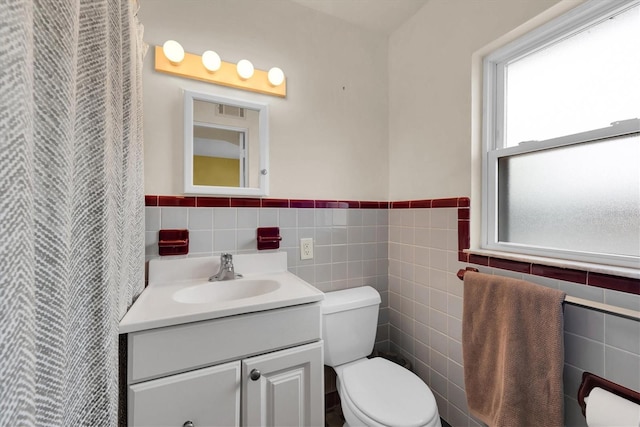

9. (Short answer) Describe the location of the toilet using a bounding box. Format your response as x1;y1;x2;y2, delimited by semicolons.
322;286;442;427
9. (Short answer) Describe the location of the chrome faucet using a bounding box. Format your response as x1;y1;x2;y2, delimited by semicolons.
209;253;241;281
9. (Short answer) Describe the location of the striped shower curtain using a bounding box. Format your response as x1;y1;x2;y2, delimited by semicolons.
0;0;145;425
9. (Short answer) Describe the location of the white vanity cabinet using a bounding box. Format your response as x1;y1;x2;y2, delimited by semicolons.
125;302;324;427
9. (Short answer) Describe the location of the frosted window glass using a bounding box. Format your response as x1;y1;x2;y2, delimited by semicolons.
497;135;640;257
505;5;640;147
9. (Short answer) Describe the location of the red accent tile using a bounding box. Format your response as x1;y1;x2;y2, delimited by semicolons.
230;198;261;207
588;273;640;295
145;195;158;206
458;251;470;262
458;197;470;207
379;201;390;209
458;220;470;251
316;200;349;208
360;201;382;209
469;254;490;266
261;199;289;208
338;200;360;208
196;197;230;207
531;264;587;284
290;199;315;208
158;196;196;207
158;229;189;256
432;198;459;208
489;257;531;274
391;201;410;209
410;200;432;208
257;227;281;250
457;208;470;220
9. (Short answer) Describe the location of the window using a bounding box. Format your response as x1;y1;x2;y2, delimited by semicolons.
482;0;640;268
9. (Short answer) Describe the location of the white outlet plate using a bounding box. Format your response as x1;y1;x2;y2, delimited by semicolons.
300;238;313;260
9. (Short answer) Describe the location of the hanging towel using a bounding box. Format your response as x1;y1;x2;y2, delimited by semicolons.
462;271;566;427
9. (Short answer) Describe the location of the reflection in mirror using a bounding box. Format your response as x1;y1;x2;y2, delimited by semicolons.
184;90;269;196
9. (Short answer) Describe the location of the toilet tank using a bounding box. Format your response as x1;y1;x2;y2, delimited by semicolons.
322;286;381;367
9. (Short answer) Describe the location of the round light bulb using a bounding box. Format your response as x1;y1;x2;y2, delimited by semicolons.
162;40;184;65
202;50;221;72
236;59;254;80
267;67;285;86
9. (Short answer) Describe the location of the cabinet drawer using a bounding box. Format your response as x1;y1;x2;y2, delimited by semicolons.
129;361;240;427
128;303;321;383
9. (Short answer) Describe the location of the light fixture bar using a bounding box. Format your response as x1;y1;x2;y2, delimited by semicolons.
154;46;286;98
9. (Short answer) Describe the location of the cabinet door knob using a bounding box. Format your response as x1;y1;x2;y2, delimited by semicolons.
249;369;261;381
183;422;194;427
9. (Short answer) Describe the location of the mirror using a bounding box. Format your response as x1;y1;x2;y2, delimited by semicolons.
184;90;269;196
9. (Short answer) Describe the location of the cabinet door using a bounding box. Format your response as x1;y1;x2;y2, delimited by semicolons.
129;360;241;427
242;341;324;427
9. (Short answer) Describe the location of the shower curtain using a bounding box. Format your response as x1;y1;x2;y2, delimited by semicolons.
0;0;145;425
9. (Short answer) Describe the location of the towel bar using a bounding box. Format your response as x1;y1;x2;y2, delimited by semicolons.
456;268;640;320
577;371;640;416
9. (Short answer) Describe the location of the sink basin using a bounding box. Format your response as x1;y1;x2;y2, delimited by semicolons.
173;279;281;304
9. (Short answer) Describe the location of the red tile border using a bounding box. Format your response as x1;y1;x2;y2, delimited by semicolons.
230;198;261;207
391;201;411;209
196;197;230;207
361;201;383;209
489;257;532;274
432;198;459;208
261;198;289;208
458;197;470;207
289;199;315;208
410;200;432;208
458;220;470;252
469;254;490;266
457;208;470;220
158;196;196;207
588;272;640;294
532;264;587;284
145;195;158;206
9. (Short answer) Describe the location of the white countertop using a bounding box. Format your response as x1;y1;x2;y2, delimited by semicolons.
119;252;324;334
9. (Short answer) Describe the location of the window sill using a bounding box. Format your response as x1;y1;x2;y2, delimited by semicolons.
465;248;640;282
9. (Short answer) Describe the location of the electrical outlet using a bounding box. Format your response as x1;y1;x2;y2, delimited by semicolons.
300;238;314;260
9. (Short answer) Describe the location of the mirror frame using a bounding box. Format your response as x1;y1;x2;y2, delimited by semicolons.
183;90;269;196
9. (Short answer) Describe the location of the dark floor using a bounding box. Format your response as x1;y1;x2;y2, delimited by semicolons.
325;404;345;427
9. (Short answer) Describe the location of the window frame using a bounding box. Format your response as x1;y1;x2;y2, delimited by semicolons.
481;0;640;268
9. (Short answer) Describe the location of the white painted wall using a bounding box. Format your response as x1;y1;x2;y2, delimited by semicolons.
388;0;574;201
140;0;389;200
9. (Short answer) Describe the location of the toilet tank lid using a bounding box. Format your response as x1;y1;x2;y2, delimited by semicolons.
322;286;381;314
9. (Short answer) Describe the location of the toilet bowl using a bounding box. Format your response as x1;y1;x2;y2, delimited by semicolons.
322;286;442;427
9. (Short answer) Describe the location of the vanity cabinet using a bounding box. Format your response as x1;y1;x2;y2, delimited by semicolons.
125;302;324;427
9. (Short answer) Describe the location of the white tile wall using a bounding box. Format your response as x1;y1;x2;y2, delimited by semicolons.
145;206;391;348
146;205;640;427
388;208;640;427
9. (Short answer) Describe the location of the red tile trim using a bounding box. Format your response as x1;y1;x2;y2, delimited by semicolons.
458;220;470;253
432;198;459;208
261;199;289;208
410;200;432;208
316;200;349;208
196;197;230;207
158;196;196;207
469;254;490;266
532;264;587;284
361;201;383;209
339;200;360;208
458;251;470;262
588;272;640;294
457;208;470;220
230;198;261;207
458;197;470;207
391;201;411;209
489;257;532;274
290;199;315;208
145;195;158;206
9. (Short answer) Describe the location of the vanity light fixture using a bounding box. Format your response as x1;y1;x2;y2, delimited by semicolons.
267;67;285;87
236;59;254;80
154;41;286;97
201;50;221;72
162;40;185;65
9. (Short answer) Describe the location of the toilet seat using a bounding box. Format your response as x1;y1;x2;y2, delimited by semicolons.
338;357;440;427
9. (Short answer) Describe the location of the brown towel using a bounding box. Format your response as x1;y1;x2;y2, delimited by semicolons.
462;271;566;427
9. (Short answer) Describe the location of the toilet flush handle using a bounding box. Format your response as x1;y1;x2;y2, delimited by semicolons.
250;369;261;381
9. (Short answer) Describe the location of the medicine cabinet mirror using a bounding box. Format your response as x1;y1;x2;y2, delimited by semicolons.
184;90;269;196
